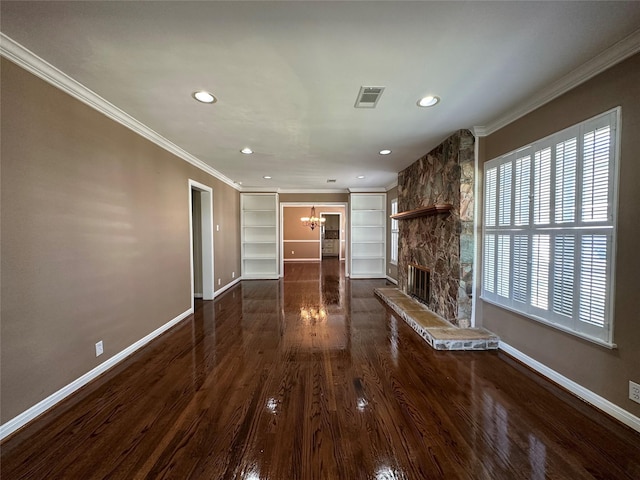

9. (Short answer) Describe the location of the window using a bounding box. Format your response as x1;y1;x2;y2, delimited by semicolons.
390;199;399;264
482;108;619;346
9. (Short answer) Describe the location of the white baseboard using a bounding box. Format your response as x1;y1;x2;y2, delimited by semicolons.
0;308;193;441
385;275;398;285
193;293;203;298
500;341;640;433
283;258;320;262
214;277;242;298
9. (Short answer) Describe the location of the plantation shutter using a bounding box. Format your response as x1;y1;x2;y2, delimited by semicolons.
485;167;497;227
533;147;551;225
578;234;608;328
481;108;618;346
514;153;531;226
555;137;577;224
582;124;612;223
552;235;575;318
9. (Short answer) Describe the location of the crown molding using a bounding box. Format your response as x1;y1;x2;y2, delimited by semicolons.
471;126;488;138
241;187;351;194
277;188;349;194
0;33;240;191
473;27;640;137
385;179;398;191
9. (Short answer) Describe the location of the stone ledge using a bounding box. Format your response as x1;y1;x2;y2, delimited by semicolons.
374;287;499;351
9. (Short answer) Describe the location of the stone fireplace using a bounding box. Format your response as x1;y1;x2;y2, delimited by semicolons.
397;130;474;327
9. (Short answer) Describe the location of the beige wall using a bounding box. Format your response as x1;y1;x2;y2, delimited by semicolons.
283;206;346;260
479;53;640;416
279;193;349;203
0;59;241;422
386;186;398;281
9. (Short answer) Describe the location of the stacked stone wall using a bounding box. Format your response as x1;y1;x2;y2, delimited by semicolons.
397;130;474;326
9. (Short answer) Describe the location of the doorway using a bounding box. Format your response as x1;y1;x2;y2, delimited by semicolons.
320;212;342;260
189;180;214;310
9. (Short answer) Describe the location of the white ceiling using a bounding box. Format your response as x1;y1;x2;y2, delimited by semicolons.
2;1;640;191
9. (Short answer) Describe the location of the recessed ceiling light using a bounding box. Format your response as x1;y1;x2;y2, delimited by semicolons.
192;90;217;104
417;95;440;107
379;149;392;155
263;175;272;179
357;175;365;179
240;147;253;154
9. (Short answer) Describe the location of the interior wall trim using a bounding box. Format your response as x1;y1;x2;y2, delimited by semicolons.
214;276;242;298
385;276;398;285
0;33;238;191
348;187;387;193
473;28;640;137
277;188;350;194
500;341;640;434
0;308;193;442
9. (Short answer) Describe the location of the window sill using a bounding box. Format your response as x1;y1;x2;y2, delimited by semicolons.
480;296;617;350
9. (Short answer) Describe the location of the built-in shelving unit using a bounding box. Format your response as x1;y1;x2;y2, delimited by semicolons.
390;203;453;220
241;193;279;279
350;193;386;279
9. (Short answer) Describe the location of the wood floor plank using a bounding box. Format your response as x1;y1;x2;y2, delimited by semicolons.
2;259;639;479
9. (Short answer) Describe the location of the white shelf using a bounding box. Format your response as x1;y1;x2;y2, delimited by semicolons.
241;193;279;279
350;193;386;278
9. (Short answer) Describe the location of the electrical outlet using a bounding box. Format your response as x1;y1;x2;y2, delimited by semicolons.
232;271;235;278
291;250;294;255
95;341;104;357
630;381;640;404
218;278;221;286
216;224;220;231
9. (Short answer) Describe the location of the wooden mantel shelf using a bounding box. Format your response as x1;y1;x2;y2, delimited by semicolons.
391;203;453;220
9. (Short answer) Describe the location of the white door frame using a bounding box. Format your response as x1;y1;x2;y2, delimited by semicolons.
279;202;348;277
189;180;214;311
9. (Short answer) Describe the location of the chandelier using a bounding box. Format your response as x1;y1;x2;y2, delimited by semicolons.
300;206;326;230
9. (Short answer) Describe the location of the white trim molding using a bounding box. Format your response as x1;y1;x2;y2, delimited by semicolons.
214;276;242;298
348;187;387;193
385;180;398;191
0;33;239;190
473;27;640;137
385;275;398;285
277;188;350;194
0;308;193;441
500;341;640;433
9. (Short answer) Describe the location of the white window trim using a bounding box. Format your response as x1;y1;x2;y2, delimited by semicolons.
390;198;399;265
481;107;620;349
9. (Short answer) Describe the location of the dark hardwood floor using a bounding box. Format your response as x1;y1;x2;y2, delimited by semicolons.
2;259;639;479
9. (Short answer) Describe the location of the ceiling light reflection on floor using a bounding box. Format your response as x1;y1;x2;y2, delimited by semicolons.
266;397;278;415
300;306;327;325
375;465;405;480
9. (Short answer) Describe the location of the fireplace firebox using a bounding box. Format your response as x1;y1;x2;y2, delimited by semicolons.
408;264;430;306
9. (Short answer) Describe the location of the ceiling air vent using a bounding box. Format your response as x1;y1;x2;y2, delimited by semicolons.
354;86;385;108
327;179;337;183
